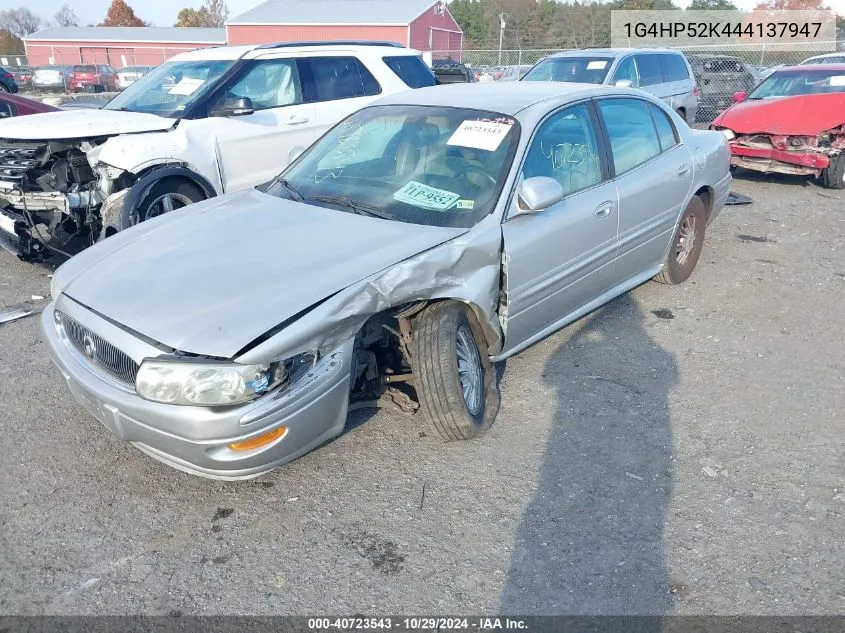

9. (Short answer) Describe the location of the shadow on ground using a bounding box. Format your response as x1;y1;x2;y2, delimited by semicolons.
501;294;678;615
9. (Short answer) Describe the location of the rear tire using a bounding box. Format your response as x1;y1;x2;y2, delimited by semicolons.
821;153;845;190
0;84;9;93
411;302;500;441
654;195;706;285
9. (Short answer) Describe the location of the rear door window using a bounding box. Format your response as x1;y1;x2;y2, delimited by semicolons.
634;54;663;86
302;57;381;102
660;54;690;82
597;98;662;174
648;103;678;151
383;55;437;88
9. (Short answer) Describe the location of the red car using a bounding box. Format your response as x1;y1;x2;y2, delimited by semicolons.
68;64;118;93
711;64;845;189
0;92;59;118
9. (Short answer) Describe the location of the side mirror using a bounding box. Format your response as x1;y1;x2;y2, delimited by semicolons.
615;79;634;88
516;177;565;214
210;96;255;117
733;91;747;103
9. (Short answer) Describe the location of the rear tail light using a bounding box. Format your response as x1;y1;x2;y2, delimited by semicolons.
2;72;12;79
693;85;702;97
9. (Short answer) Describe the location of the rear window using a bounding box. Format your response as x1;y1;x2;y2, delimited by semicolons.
697;58;746;73
522;56;613;84
303;56;381;102
661;54;690;82
383;55;437;89
74;65;96;72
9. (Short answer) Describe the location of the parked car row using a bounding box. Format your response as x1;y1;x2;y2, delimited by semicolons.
0;64;154;93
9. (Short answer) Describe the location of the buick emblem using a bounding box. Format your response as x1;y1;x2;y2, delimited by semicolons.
82;334;97;362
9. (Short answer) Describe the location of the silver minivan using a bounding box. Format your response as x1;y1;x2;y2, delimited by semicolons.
522;48;699;125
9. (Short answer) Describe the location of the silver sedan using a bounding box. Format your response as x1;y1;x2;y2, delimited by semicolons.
42;82;732;480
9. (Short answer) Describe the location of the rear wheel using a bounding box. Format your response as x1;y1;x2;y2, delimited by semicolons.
654;195;706;285
0;84;9;93
821;153;845;190
411;302;500;441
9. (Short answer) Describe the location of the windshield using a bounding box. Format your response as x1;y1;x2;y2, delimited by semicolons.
748;68;845;99
522;57;612;84
267;105;520;229
103;59;235;118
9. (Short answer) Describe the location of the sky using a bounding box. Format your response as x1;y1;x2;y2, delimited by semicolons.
4;0;842;30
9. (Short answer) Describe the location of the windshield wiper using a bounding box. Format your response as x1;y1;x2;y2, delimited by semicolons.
310;195;392;219
277;178;304;202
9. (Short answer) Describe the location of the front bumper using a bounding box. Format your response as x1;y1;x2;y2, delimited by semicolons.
41;296;353;480
728;143;830;176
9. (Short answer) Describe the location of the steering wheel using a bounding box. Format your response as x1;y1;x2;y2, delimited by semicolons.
464;166;497;189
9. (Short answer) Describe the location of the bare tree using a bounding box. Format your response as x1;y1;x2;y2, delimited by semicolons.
0;7;43;39
53;5;79;27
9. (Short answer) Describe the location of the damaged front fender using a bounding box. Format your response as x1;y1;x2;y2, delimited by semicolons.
235;214;505;366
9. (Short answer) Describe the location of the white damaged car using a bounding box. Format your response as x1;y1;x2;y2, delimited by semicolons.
0;41;436;260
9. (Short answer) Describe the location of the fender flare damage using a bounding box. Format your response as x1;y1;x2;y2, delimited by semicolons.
99;164;218;236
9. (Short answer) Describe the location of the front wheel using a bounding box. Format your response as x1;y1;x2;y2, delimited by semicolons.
654;195;706;285
126;178;205;228
411;302;500;441
821;153;845;190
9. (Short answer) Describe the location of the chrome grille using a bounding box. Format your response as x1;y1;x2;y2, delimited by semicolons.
56;311;139;388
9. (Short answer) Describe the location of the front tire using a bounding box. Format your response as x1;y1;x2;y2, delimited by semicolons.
821;153;845;190
412;302;500;441
126;178;205;228
654;195;706;285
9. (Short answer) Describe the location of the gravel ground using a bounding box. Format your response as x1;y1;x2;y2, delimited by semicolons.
0;171;843;616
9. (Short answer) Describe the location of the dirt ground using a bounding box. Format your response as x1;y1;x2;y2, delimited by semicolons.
0;170;843;615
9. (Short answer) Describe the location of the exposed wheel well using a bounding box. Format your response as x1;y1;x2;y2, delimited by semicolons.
694;186;713;220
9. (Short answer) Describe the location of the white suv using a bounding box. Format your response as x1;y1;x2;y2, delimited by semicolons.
0;41;437;260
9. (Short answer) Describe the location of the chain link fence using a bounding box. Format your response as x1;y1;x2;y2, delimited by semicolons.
433;42;843;124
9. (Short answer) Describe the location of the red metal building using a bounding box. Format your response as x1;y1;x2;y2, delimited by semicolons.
23;27;226;68
226;0;463;52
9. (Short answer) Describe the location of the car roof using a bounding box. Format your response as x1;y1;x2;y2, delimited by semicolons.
546;48;682;59
373;81;618;115
774;63;845;72
172;41;418;62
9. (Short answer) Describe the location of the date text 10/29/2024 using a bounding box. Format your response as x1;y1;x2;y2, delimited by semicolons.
307;618;528;631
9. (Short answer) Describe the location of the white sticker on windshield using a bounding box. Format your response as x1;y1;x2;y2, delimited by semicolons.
830;75;845;86
168;77;204;96
394;181;460;211
587;60;608;70
447;120;512;152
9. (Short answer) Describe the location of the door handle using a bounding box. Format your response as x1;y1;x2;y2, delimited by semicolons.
594;202;614;218
286;115;309;125
677;164;691;177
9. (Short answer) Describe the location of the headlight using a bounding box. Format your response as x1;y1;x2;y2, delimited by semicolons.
718;128;735;141
135;351;318;406
136;360;276;406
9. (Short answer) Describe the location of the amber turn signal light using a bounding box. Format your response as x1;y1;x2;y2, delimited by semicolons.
228;427;287;451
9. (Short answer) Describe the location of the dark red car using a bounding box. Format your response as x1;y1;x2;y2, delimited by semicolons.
711;64;845;189
0;92;59;118
68;64;118;93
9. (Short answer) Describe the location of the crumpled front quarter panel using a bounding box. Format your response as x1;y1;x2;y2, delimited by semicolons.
96;121;223;193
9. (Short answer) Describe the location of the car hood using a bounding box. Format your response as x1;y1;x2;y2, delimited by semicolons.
58;189;466;358
713;94;845;135
0;108;175;140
